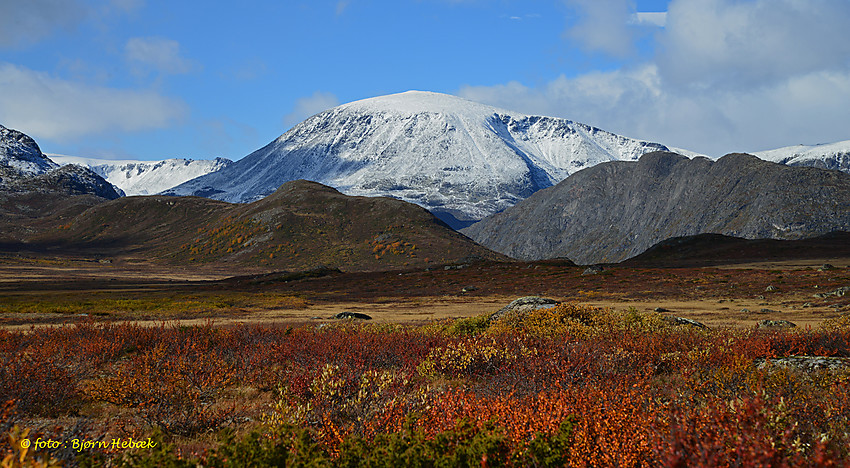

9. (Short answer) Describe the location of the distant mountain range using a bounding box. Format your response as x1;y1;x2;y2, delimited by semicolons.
12;92;850;231
49;155;232;196
4;90;850;268
462;152;850;264
753;140;850;172
163;91;670;228
1;122;503;271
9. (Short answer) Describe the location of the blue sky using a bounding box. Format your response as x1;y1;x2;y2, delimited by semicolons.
2;0;850;161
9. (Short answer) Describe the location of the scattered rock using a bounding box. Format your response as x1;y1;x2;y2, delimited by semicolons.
814;286;850;298
757;319;796;329
754;356;850;371
740;308;750;313
461;286;477;293
765;285;778;292
581;265;605;275
332;312;372;320
654;307;670;312
818;264;835;271
661;316;708;329
802;303;813;308
756;295;766;300
444;264;469;271
760;308;781;314
490;296;559;322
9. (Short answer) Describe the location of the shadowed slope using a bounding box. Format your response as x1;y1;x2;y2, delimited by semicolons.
463;152;850;264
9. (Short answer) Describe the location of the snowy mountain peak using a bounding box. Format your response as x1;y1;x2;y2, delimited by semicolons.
0;124;59;175
166;91;669;228
754;140;850;172
49;155;233;196
337;90;514;117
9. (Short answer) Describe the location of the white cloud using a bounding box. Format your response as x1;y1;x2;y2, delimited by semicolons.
125;37;198;75
283;91;340;128
460;65;850;156
0;0;143;48
563;0;637;57
659;0;850;90
630;12;666;27
0;0;87;47
0;62;186;141
459;0;850;156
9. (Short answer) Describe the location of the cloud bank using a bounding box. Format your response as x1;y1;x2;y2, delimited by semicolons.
0;63;186;141
461;0;850;156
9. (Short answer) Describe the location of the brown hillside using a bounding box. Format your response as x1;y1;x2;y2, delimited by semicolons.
25;179;506;271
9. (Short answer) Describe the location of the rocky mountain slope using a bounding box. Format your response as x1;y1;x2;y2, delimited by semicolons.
0;124;58;176
28;180;505;271
462;152;850;264
0;124;122;202
1;164;122;200
164;91;669;228
50;155;232;196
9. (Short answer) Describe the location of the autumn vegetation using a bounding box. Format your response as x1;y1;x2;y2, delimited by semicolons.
3;304;850;467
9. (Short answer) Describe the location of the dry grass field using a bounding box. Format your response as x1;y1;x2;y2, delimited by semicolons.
1;255;849;330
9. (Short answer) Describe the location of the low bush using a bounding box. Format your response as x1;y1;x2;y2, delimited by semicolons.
3;308;850;466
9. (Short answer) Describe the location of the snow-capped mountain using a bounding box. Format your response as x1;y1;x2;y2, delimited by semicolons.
754;141;850;173
49;155;232;196
165;91;669;227
0;124;58;175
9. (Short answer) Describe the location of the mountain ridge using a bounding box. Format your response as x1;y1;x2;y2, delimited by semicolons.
462;151;850;264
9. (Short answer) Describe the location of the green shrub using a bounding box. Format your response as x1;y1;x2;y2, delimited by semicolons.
206;426;331;468
115;418;575;467
446;315;490;336
338;419;512;467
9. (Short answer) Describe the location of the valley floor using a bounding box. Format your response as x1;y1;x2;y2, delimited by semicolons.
1;254;848;330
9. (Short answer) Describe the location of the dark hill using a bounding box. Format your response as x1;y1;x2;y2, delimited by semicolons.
462;152;850;264
1;125;123;243
24;179;506;271
1;166;123;245
623;231;850;267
